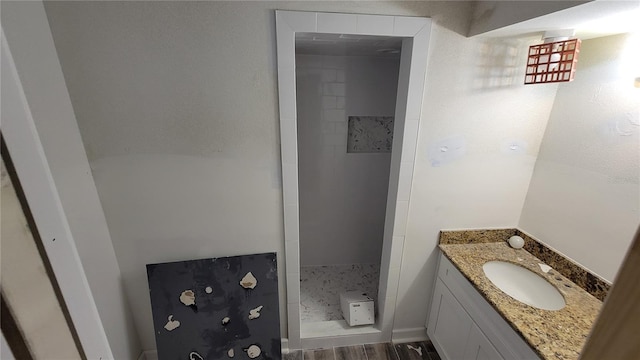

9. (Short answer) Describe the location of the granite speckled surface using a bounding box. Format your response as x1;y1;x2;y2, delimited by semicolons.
300;264;379;322
439;228;517;244
439;242;602;360
440;229;611;301
516;230;611;301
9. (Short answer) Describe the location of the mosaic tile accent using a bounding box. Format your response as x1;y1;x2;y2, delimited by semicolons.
439;229;517;244
300;264;379;322
438;229;612;301
347;116;394;153
516;230;611;301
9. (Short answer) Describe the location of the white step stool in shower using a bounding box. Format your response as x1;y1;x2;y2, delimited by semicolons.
340;291;375;326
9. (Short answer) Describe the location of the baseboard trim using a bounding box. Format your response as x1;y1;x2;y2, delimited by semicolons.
139;349;158;360
392;328;428;343
281;338;289;354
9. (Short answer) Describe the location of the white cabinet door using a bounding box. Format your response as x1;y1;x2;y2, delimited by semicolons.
427;279;473;360
428;254;540;360
464;323;504;360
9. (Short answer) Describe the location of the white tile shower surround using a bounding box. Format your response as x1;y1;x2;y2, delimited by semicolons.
300;264;380;322
278;11;432;348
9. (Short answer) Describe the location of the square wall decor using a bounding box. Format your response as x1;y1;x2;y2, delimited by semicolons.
146;252;281;360
347;116;394;153
525;38;581;84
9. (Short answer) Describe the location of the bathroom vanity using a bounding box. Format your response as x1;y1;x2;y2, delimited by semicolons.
427;239;603;360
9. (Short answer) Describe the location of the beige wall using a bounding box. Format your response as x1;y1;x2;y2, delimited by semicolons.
12;0;636;354
397;29;559;331
41;0;565;347
43;1;477;349
519;33;640;282
42;0;621;349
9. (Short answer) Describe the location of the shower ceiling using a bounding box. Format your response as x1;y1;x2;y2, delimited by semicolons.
295;33;403;57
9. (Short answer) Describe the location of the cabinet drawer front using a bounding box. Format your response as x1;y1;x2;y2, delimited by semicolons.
464;323;504;360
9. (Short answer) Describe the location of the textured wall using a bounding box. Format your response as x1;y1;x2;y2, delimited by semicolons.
396;31;560;333
43;0;475;350
519;34;640;282
41;0;600;346
296;55;399;267
38;0;639;348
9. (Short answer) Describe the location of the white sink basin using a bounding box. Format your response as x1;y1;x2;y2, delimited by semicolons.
482;261;566;311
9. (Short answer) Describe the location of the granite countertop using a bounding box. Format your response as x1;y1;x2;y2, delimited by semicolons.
439;242;602;360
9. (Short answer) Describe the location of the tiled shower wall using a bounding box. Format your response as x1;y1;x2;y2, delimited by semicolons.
295;54;401;267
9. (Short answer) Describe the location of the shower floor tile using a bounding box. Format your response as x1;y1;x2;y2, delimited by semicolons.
300;263;379;322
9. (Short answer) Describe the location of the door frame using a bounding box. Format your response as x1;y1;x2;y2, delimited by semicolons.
275;10;432;349
1;29;113;358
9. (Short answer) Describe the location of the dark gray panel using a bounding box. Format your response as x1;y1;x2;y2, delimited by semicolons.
146;252;280;360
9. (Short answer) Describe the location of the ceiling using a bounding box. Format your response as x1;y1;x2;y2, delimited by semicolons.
475;0;640;40
295;33;402;58
293;1;638;57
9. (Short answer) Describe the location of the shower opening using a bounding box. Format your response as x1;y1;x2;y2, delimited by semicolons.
295;33;402;338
